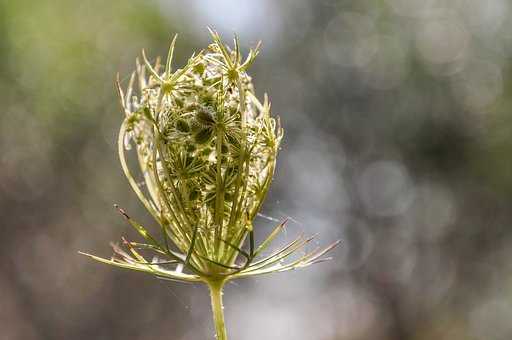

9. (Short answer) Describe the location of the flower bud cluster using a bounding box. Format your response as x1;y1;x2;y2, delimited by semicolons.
118;30;282;274
82;30;337;284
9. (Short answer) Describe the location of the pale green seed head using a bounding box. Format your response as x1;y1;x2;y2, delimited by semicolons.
123;30;282;275
81;29;337;284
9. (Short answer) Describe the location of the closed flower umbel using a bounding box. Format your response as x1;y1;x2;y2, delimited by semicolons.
81;28;338;340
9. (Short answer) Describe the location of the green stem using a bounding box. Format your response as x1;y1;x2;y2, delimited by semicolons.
208;280;228;340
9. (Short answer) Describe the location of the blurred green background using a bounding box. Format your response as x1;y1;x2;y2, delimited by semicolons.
2;0;512;339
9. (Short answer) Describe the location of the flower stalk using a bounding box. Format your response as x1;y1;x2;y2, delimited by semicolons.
80;28;339;340
208;279;227;340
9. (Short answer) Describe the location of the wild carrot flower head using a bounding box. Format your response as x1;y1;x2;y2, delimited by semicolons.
81;29;338;283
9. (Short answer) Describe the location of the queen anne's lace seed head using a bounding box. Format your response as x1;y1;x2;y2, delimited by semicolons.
81;29;338;284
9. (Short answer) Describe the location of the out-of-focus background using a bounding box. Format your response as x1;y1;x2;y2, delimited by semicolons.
2;0;512;339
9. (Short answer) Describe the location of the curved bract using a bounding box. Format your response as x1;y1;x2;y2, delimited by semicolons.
81;29;338;285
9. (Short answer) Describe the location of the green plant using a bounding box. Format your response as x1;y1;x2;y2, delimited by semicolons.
80;28;338;340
